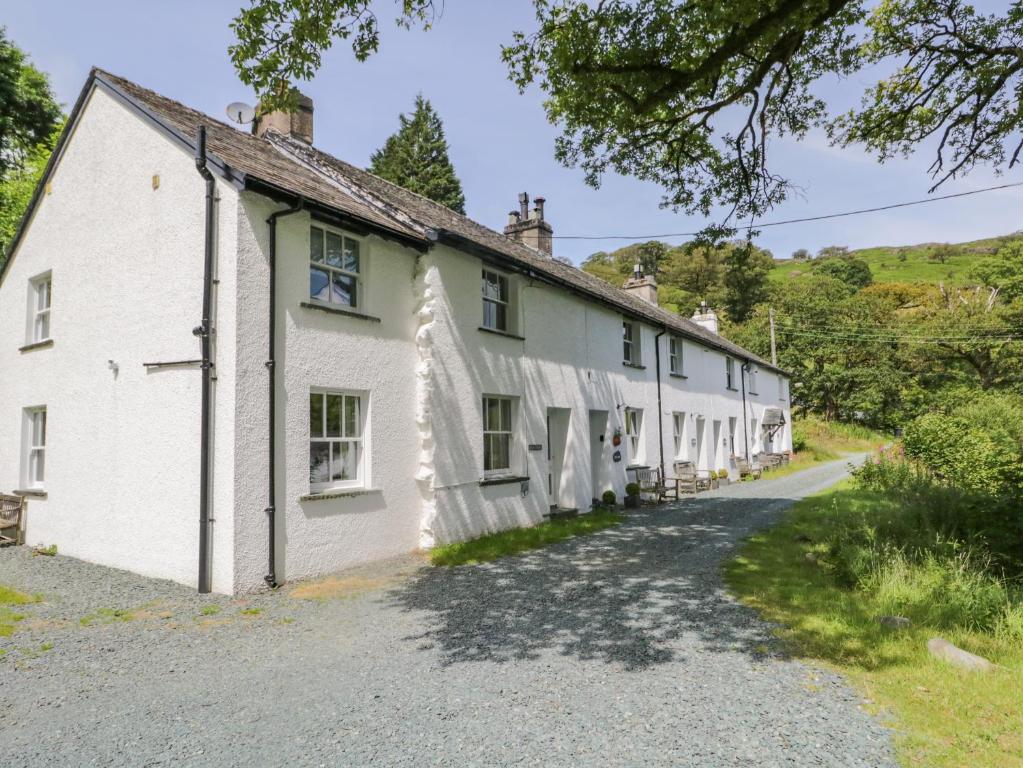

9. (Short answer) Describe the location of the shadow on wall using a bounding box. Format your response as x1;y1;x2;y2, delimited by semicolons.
384;495;802;671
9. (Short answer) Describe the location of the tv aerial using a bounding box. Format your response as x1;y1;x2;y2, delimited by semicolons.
226;102;256;125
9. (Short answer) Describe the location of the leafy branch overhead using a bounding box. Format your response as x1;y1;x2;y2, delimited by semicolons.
230;0;1023;226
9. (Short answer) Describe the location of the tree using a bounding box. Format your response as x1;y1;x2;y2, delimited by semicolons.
814;256;872;290
0;28;61;179
929;243;955;263
972;241;1023;302
232;2;1023;229
816;245;850;260
791;248;811;262
368;94;466;213
0;131;54;266
723;241;774;322
580;240;671;286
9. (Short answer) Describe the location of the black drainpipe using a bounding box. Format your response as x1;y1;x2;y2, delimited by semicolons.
655;328;667;480
264;198;305;589
741;361;751;462
193;126;216;594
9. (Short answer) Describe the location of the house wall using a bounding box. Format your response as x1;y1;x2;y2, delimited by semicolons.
421;245;793;545
0;86;239;592
232;198;423;591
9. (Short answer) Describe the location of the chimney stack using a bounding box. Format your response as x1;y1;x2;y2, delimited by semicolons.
504;192;554;256
691;301;719;334
254;92;314;144
622;262;658;306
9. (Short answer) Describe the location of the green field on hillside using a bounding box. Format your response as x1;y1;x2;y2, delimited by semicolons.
771;232;1022;285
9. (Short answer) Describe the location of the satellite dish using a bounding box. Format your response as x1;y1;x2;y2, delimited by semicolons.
226;102;256;125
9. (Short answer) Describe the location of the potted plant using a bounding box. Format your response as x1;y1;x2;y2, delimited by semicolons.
716;468;730;485
624;482;641;509
601;490;617;510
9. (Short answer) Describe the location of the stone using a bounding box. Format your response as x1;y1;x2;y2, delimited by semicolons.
926;637;994;671
878;616;911;630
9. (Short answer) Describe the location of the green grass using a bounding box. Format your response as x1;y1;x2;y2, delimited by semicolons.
430;508;623;566
726;483;1023;767
771;232;1022;286
761;416;886;479
0;584;38;637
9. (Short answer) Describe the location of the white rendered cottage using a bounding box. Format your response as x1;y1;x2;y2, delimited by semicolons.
0;70;792;594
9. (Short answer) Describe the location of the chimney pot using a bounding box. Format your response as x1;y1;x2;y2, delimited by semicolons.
692;302;719;335
505;192;554;257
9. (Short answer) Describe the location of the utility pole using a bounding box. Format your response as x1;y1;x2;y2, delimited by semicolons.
769;307;777;367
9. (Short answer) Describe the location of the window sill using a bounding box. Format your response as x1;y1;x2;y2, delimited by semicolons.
14;489;47;498
726;386;739;392
623;362;647;370
626;464;650;470
669;372;687;380
748;391;759;396
19;339;53;353
300;301;381;323
478;326;525;341
300;488;381;502
479;475;529;487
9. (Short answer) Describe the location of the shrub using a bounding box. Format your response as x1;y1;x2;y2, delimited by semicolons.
601;490;617;506
717;469;730;479
625;482;640;497
903;413;1017;496
791;422;808;453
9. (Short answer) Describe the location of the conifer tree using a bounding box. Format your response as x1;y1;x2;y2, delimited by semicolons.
369;94;466;214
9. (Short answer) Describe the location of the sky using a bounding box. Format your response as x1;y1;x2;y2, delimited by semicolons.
4;0;1023;265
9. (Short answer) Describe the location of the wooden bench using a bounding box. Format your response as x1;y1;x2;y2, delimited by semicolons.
735;456;762;480
0;493;27;546
673;461;698;495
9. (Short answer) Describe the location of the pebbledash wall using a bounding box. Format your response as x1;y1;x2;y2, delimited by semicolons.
415;245;792;548
0;87;240;593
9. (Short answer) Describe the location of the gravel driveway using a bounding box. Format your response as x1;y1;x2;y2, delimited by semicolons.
1;456;894;767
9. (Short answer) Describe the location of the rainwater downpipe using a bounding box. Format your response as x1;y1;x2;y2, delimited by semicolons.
655;328;667;480
193;126;216;594
741;361;751;462
264;198;305;589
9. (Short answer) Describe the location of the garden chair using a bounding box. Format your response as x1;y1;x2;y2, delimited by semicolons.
0;493;27;546
635;468;670;503
673;461;698;495
695;469;717;491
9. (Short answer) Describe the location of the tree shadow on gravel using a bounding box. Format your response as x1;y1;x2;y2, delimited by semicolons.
385;496;798;670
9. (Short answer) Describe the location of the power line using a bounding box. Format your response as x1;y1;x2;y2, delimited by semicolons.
775;327;1018;344
552;181;1023;241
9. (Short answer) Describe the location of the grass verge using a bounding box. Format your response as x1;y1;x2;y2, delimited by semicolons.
430;508;623;567
1;583;39;637
725;483;1023;767
761;417;885;479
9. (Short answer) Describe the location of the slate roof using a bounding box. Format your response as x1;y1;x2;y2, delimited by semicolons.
94;68;780;373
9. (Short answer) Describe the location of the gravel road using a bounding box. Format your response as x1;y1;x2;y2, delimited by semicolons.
0;455;894;767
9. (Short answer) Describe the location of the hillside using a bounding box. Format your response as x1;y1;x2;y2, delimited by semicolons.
770;232;1023;285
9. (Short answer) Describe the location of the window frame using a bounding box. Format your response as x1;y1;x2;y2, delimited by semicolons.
748;367;758;395
482;395;515;477
308;224;364;311
624;407;643;462
669;336;683;375
778;376;786;401
25;407;46;489
725;356;736;390
308;390;366;492
623;321;639;364
481;268;511;332
30;273;52;344
672;412;686;458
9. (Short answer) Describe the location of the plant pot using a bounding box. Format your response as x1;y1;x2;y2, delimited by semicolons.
624;495;640;509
